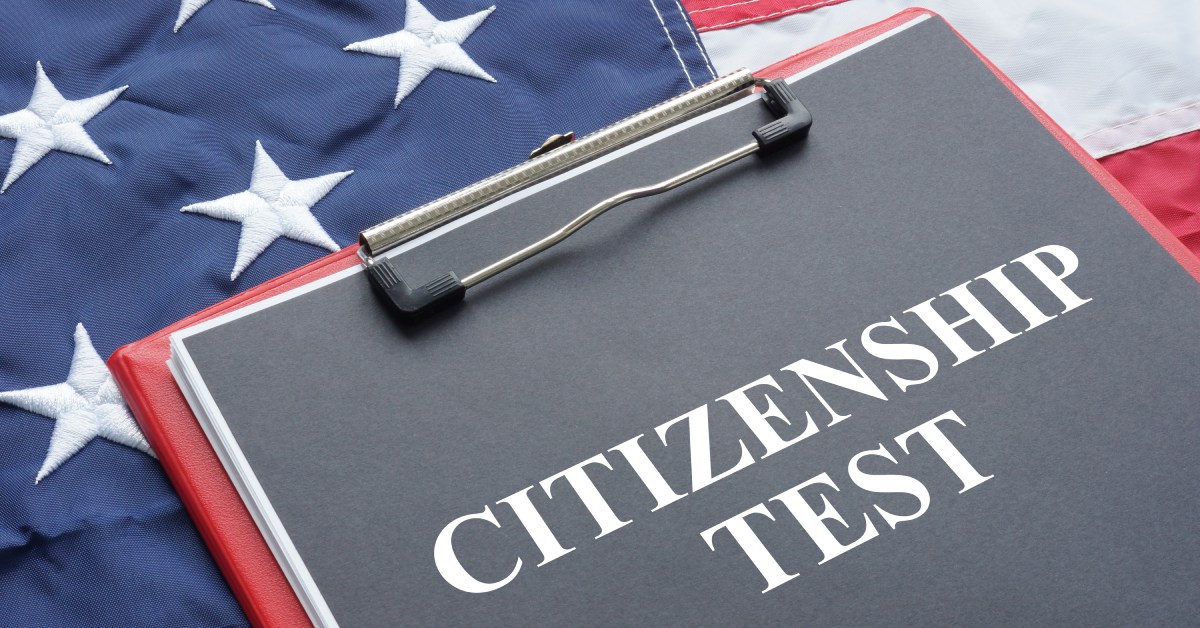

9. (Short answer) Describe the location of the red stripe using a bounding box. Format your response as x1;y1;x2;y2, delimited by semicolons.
1100;130;1200;260
682;0;851;32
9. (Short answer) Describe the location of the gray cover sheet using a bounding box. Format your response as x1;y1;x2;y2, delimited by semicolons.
179;18;1200;626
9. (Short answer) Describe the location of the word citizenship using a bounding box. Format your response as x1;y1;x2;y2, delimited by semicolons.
434;244;1091;594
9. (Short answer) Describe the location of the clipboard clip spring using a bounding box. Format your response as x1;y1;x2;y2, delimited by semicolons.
366;78;811;320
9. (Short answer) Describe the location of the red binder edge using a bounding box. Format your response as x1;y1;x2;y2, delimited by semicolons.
108;9;1200;626
109;248;359;628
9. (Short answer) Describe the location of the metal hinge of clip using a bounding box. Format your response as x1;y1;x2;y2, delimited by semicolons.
364;76;811;321
529;132;575;159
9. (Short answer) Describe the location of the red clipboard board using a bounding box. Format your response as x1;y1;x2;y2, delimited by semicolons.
108;8;1200;626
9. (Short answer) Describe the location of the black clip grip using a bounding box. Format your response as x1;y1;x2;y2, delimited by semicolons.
366;258;465;320
752;79;812;150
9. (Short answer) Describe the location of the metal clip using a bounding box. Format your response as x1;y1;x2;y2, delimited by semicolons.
358;69;759;258
365;78;811;321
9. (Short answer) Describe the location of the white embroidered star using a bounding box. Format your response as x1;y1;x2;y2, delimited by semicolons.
174;0;276;33
344;0;497;107
0;324;153;484
182;141;351;280
0;62;126;193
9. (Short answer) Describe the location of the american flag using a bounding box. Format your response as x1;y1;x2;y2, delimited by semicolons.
1;0;1194;624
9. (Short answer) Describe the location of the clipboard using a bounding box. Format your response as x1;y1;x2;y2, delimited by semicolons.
108;9;1200;626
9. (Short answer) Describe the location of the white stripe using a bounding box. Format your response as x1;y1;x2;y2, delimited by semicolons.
699;0;1200;156
1079;101;1200;158
648;0;695;87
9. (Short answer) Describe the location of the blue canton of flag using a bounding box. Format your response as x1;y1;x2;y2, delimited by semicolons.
0;0;714;624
